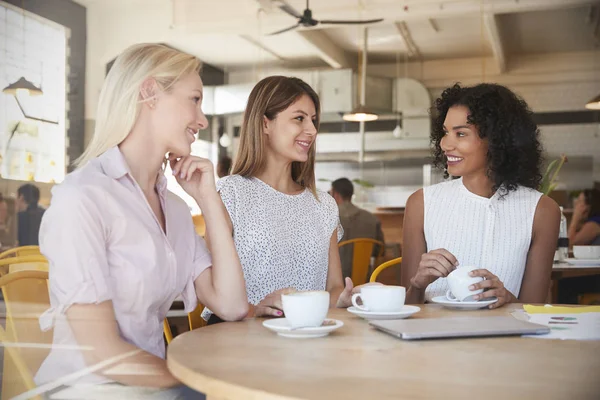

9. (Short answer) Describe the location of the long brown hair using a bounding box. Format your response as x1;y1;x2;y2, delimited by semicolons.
232;76;320;197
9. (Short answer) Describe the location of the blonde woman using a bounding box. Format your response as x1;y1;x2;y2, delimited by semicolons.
204;76;362;324
35;43;247;398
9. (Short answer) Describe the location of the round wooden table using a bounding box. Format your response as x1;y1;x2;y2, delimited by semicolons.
167;304;600;400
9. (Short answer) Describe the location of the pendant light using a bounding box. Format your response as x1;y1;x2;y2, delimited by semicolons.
3;77;43;96
392;47;403;138
343;27;378;122
585;94;600;110
2;1;43;97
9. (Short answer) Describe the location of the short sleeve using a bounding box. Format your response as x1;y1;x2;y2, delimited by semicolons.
322;191;344;242
180;234;213;313
216;176;237;227
39;186;112;330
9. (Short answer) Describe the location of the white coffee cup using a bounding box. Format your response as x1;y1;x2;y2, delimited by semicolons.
281;290;330;329
351;285;406;312
445;265;484;302
573;245;600;260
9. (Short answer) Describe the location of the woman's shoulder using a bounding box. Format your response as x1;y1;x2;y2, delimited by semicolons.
216;174;253;192
314;188;336;208
50;163;113;206
423;178;461;195
532;194;560;225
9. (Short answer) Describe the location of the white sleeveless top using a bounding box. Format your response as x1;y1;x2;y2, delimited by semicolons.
423;178;542;301
216;175;342;305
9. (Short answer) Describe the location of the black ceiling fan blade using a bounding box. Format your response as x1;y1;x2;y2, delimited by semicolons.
319;18;384;25
278;2;303;19
267;22;301;35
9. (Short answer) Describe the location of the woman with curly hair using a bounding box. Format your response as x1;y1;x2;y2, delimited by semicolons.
402;83;561;308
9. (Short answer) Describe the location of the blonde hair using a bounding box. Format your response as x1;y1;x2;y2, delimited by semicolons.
76;43;202;167
232;76;320;197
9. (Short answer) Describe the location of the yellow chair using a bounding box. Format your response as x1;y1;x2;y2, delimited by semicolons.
163;319;174;344
192;214;206;237
0;245;41;259
0;325;42;400
338;238;384;285
0;270;50;400
164;302;207;344
370;257;402;283
0;254;48;276
187;302;207;331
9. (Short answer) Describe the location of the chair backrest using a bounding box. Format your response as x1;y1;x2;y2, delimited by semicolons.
0;270;50;400
188;303;207;331
370;257;402;283
192;214;206;237
338;238;384;285
0;254;48;276
0;245;41;259
164;302;207;345
163;319;174;344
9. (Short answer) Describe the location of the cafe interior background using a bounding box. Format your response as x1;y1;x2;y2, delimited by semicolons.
1;0;599;255
0;0;599;397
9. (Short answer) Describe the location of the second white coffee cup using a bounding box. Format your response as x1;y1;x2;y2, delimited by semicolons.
445;265;484;302
281;290;330;329
351;285;406;312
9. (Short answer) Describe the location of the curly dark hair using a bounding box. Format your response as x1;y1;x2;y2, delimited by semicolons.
431;83;543;197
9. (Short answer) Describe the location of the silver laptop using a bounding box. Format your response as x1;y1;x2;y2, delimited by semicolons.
370;316;550;340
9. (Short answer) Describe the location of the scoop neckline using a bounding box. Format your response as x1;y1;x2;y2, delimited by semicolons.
251;176;308;198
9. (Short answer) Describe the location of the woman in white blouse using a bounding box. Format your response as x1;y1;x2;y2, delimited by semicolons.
205;76;360;323
402;83;560;308
35;43;247;397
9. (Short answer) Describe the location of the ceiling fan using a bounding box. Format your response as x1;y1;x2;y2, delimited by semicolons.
268;0;384;35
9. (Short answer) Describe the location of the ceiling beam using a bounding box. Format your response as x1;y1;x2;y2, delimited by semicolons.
239;34;286;61
394;22;421;60
295;29;353;69
428;18;439;33
483;13;506;74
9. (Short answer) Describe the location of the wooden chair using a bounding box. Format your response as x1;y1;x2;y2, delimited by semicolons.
338;238;384;285
0;245;41;259
370;257;402;283
0;270;50;399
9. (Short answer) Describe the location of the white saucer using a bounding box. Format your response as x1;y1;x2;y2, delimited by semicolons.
262;318;343;338
347;305;421;320
431;296;498;310
564;258;600;266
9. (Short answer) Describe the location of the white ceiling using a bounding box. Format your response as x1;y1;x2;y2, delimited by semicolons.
74;0;600;70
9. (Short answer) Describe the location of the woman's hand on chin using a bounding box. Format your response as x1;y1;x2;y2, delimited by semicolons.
169;154;217;202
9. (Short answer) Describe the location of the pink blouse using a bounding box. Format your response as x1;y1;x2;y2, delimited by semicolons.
35;147;212;385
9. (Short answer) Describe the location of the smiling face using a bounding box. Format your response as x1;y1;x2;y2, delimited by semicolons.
150;72;209;157
263;94;317;163
440;105;489;178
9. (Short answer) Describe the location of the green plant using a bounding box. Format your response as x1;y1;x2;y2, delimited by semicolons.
539;154;567;195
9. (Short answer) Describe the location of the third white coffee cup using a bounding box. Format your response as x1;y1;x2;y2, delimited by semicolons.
445;265;484;302
351;285;406;312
